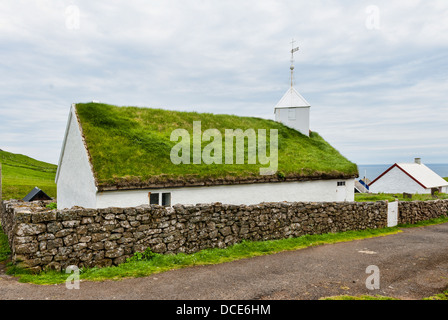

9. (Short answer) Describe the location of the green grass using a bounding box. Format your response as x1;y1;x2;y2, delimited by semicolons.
321;295;399;300
76;103;358;189
323;290;448;300
0;150;57;201
424;290;448;300
355;193;448;202
0;223;11;262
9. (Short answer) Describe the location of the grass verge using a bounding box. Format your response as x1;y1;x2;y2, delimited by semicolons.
322;290;448;300
423;290;448;300
321;295;399;300
355;193;448;202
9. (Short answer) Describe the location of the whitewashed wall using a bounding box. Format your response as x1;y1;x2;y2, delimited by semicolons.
56;107;98;209
96;178;355;209
274;107;310;136
369;166;429;194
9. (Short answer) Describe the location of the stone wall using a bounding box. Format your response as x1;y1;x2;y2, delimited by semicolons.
1;200;388;272
398;199;448;224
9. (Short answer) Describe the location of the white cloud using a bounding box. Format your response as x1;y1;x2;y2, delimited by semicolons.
0;0;447;165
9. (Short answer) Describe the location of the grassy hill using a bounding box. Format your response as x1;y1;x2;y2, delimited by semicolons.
0;150;57;201
76;103;358;189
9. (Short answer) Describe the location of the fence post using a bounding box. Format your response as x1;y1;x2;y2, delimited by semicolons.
387;199;398;227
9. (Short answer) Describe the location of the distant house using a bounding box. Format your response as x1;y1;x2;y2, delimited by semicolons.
23;187;52;202
354;179;370;193
369;158;448;194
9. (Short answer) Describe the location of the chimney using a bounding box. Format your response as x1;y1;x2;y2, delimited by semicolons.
415;158;421;164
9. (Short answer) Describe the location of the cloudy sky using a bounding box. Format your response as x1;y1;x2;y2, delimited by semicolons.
1;0;447;166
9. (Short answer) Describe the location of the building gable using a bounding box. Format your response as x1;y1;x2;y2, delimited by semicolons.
369;165;427;194
55;105;98;209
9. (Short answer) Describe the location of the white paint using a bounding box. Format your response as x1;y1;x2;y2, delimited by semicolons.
275;87;310;108
275;107;310;136
56;105;97;209
397;162;448;189
274;87;310;136
336;184;348;201
95;179;355;209
358;250;377;255
369;166;428;194
387;200;398;227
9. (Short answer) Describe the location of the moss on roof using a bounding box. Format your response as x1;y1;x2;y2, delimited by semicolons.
75;103;358;190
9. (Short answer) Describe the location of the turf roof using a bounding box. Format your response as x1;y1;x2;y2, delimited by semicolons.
75;103;358;190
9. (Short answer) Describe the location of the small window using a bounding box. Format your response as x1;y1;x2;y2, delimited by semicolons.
288;108;296;120
337;181;346;186
162;193;171;207
149;193;159;205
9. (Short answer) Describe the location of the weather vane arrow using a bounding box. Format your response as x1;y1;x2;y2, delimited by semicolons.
290;39;299;88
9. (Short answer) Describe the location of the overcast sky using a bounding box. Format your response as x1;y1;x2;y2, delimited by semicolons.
1;0;447;166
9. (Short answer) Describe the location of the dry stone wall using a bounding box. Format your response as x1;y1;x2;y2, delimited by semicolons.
398;199;448;224
1;200;388;272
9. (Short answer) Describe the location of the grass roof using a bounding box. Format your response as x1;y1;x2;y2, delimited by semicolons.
75;103;358;190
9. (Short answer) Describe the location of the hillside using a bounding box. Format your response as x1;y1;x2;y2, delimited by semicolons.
0;150;57;201
76;102;358;190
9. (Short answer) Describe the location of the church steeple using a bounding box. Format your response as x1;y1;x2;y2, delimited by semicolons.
274;40;311;137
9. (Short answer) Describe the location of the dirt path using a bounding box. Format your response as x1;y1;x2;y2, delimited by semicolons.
1;223;448;300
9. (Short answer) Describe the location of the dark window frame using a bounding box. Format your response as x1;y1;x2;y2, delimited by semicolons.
162;192;171;207
149;193;159;205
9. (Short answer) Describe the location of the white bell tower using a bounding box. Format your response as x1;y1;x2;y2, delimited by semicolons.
274;40;310;137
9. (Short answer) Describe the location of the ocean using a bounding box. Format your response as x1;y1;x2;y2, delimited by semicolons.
357;164;448;181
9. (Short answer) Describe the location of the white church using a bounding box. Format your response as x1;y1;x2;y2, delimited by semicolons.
55;46;356;209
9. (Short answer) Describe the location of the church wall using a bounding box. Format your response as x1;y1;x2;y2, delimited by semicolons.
274;106;310;136
55;106;98;210
95;178;355;209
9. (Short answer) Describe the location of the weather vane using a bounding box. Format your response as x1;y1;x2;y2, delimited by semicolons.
290;39;299;88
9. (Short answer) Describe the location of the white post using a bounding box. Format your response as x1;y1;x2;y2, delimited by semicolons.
387;200;398;227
